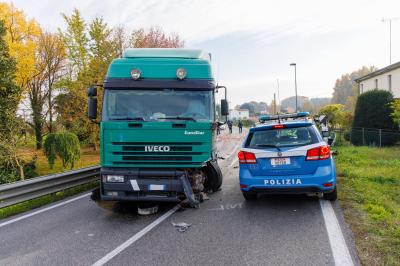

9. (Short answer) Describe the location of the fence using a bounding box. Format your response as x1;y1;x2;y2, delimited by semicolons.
333;127;400;147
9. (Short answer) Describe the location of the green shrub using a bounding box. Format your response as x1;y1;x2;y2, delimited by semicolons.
44;132;81;169
351;90;397;146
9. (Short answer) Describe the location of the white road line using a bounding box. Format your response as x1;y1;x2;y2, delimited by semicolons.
230;157;238;167
319;200;354;266
225;143;240;160
0;193;91;228
92;204;180;266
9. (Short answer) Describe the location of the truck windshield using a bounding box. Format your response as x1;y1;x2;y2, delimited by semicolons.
102;89;213;122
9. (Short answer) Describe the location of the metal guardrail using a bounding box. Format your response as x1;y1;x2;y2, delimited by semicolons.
0;166;100;209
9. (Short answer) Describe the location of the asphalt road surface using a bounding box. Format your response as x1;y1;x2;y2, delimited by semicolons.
0;128;360;266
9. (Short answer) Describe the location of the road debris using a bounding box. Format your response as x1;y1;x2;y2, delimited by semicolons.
172;222;192;233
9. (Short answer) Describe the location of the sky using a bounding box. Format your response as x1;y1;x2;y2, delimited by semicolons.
9;0;400;106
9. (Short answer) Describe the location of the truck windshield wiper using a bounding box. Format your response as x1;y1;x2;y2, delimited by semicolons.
256;144;281;151
157;116;196;122
110;117;145;121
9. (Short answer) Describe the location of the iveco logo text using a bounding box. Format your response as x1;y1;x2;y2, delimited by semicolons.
184;130;205;135
144;146;170;152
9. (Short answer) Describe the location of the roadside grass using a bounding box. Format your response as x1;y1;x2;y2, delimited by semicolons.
336;146;400;266
17;145;100;176
0;181;98;219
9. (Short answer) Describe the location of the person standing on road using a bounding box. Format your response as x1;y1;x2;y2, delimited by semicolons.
238;120;243;134
228;120;233;134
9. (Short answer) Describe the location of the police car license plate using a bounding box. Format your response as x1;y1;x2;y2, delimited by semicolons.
271;157;290;166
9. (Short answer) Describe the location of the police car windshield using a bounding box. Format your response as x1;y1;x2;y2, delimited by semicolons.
246;126;319;149
102;89;213;122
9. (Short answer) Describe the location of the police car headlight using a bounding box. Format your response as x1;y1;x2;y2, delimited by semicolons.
106;175;124;182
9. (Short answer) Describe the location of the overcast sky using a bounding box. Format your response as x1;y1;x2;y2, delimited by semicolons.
9;0;400;106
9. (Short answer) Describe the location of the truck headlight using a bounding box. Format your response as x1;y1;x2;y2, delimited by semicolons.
106;175;125;182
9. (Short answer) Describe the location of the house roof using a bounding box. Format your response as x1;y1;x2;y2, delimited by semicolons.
355;61;400;82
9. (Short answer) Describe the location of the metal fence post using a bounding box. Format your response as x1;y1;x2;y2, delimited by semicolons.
379;129;382;147
362;128;365;146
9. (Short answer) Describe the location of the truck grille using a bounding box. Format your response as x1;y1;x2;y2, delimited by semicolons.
110;142;206;166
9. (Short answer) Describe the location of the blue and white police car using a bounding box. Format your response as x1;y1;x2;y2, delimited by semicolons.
238;112;337;201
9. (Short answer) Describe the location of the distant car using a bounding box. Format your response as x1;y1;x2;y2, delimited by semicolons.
238;112;337;201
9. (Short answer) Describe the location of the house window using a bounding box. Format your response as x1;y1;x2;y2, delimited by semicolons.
375;79;378;89
388;75;392;92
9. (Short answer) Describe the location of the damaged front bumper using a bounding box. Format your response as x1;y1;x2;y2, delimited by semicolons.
99;167;199;207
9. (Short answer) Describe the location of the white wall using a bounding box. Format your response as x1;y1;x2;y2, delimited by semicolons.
228;109;249;120
360;68;400;98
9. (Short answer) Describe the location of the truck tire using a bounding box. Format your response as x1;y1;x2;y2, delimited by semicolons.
203;160;223;192
323;188;337;201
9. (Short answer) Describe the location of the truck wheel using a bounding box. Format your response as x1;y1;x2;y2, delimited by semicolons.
203;160;223;192
323;188;337;201
242;192;257;200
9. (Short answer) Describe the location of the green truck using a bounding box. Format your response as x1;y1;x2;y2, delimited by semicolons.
87;48;228;207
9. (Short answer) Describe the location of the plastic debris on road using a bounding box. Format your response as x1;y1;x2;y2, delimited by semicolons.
172;222;192;233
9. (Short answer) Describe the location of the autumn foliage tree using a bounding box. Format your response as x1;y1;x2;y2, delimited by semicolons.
0;19;25;182
56;9;184;148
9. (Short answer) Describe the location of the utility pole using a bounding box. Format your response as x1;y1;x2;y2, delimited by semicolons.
290;63;298;112
273;93;277;114
382;17;400;65
276;78;280;113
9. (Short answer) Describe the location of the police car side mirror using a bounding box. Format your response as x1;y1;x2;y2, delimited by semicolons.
221;99;229;116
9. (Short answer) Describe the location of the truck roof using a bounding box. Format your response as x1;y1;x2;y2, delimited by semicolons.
123;48;204;59
106;48;213;80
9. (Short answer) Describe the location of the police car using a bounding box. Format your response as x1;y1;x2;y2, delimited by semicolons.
238;112;337;201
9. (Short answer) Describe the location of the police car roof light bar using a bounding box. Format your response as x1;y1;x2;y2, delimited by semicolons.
259;112;310;123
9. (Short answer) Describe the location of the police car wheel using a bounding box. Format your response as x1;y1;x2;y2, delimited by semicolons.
242;192;257;200
323;188;337;201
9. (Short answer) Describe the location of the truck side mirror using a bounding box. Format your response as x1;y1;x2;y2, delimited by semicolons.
87;86;97;97
221;99;229;116
88;97;97;120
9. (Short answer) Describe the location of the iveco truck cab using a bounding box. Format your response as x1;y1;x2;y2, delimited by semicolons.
87;48;228;207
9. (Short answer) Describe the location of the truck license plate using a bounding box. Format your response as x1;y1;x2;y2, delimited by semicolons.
148;184;165;191
271;157;290;166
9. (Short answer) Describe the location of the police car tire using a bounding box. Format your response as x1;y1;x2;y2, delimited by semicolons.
203;161;223;192
323;188;337;201
242;192;257;200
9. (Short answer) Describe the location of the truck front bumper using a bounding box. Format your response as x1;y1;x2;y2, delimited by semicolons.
99;167;198;205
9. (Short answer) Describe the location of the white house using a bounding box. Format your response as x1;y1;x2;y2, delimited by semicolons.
355;61;400;98
228;109;249;121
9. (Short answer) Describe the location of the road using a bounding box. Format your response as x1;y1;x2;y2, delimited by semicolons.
0;129;359;266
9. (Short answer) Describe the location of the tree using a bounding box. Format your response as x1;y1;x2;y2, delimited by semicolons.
130;27;184;48
319;104;352;129
56;11;185;148
351;90;396;146
0;19;25;180
40;31;66;133
390;99;400;127
44;132;81;169
331;66;377;109
0;2;40;92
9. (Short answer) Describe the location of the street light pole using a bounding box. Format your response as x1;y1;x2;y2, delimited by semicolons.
290;63;298;112
382;17;400;65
